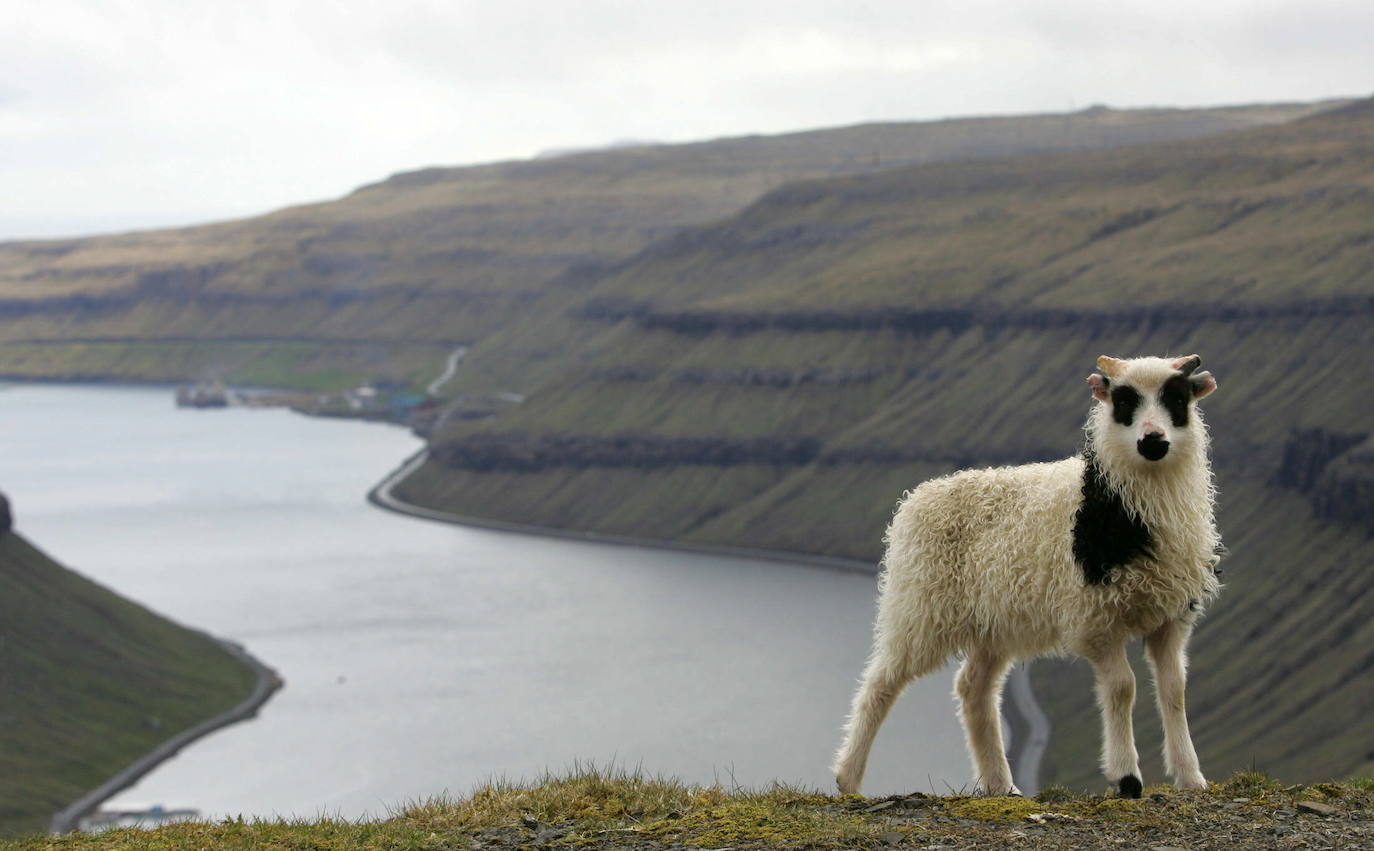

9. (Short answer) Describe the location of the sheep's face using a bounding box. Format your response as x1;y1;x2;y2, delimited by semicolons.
1087;354;1217;467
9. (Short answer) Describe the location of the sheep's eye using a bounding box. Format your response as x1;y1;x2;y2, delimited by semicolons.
1159;375;1191;427
1110;385;1140;426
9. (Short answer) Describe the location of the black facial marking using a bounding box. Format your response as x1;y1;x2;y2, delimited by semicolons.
1073;450;1154;585
1118;775;1143;799
1110;385;1141;426
1159;374;1192;428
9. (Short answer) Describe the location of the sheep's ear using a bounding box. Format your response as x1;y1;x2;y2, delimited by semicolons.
1087;373;1111;402
1171;354;1202;375
1096;355;1127;378
1190;370;1217;400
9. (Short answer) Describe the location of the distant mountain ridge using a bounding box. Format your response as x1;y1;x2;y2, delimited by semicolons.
0;99;1343;390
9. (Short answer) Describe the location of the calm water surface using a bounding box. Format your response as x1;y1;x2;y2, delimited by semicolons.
0;384;970;820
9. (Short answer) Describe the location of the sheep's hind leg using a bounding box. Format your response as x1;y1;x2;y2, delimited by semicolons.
954;648;1019;796
1088;641;1143;797
834;641;942;795
1146;619;1207;791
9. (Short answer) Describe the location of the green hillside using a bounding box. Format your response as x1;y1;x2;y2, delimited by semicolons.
0;526;261;836
0;101;1337;391
393;98;1374;789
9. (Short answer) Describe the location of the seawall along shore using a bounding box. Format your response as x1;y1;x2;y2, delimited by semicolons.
50;641;282;835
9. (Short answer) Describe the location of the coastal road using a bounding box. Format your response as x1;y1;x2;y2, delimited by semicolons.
51;643;281;834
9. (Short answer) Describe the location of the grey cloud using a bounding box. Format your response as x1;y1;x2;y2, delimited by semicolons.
0;0;1369;240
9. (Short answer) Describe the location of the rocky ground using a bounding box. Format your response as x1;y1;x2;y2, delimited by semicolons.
451;775;1372;850
458;786;1363;851
12;771;1371;849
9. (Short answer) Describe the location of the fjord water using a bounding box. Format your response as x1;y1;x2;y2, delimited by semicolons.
0;384;969;820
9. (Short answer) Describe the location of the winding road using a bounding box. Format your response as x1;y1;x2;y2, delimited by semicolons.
425;346;468;396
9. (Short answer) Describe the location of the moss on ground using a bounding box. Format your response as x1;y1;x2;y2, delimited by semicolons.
6;768;1372;850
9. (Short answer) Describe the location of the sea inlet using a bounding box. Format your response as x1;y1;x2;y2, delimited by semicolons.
0;383;971;821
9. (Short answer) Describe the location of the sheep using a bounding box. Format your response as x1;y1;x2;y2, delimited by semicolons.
833;354;1221;799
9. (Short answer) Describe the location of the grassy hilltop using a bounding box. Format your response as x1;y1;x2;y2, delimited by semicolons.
3;767;1372;848
0;527;261;836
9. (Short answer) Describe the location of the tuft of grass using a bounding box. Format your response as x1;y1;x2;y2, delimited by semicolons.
1306;782;1347;799
396;762;888;847
1223;769;1283;797
397;762;703;834
1035;784;1076;803
636;791;876;847
943;795;1050;823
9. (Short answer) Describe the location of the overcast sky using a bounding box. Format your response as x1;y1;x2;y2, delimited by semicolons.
1;0;1370;241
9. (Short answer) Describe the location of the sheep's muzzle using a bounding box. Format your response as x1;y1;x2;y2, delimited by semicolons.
1137;433;1170;461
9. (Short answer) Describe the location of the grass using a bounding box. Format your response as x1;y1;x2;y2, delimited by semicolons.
4;767;1371;850
402;766;875;847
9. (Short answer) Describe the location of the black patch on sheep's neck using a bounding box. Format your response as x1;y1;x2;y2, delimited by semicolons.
1074;450;1154;585
1110;385;1141;426
1159;374;1192;427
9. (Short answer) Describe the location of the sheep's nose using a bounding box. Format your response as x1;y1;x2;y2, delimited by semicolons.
1138;433;1170;461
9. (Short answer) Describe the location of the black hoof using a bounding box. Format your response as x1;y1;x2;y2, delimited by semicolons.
1118;775;1143;798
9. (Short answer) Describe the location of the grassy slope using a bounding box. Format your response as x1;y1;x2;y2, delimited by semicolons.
0;102;1336;391
0;532;259;837
2;768;1370;848
396;100;1374;787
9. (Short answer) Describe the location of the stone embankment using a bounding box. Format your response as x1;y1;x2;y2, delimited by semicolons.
49;643;281;834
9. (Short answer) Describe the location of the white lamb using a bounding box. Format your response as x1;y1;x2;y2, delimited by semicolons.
834;354;1221;798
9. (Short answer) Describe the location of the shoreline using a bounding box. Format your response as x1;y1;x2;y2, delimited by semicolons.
366;448;1051;793
367;449;879;575
49;640;282;835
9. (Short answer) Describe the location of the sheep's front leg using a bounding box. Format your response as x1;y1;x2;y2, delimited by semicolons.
1087;642;1142;797
955;648;1018;796
1145;619;1207;791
